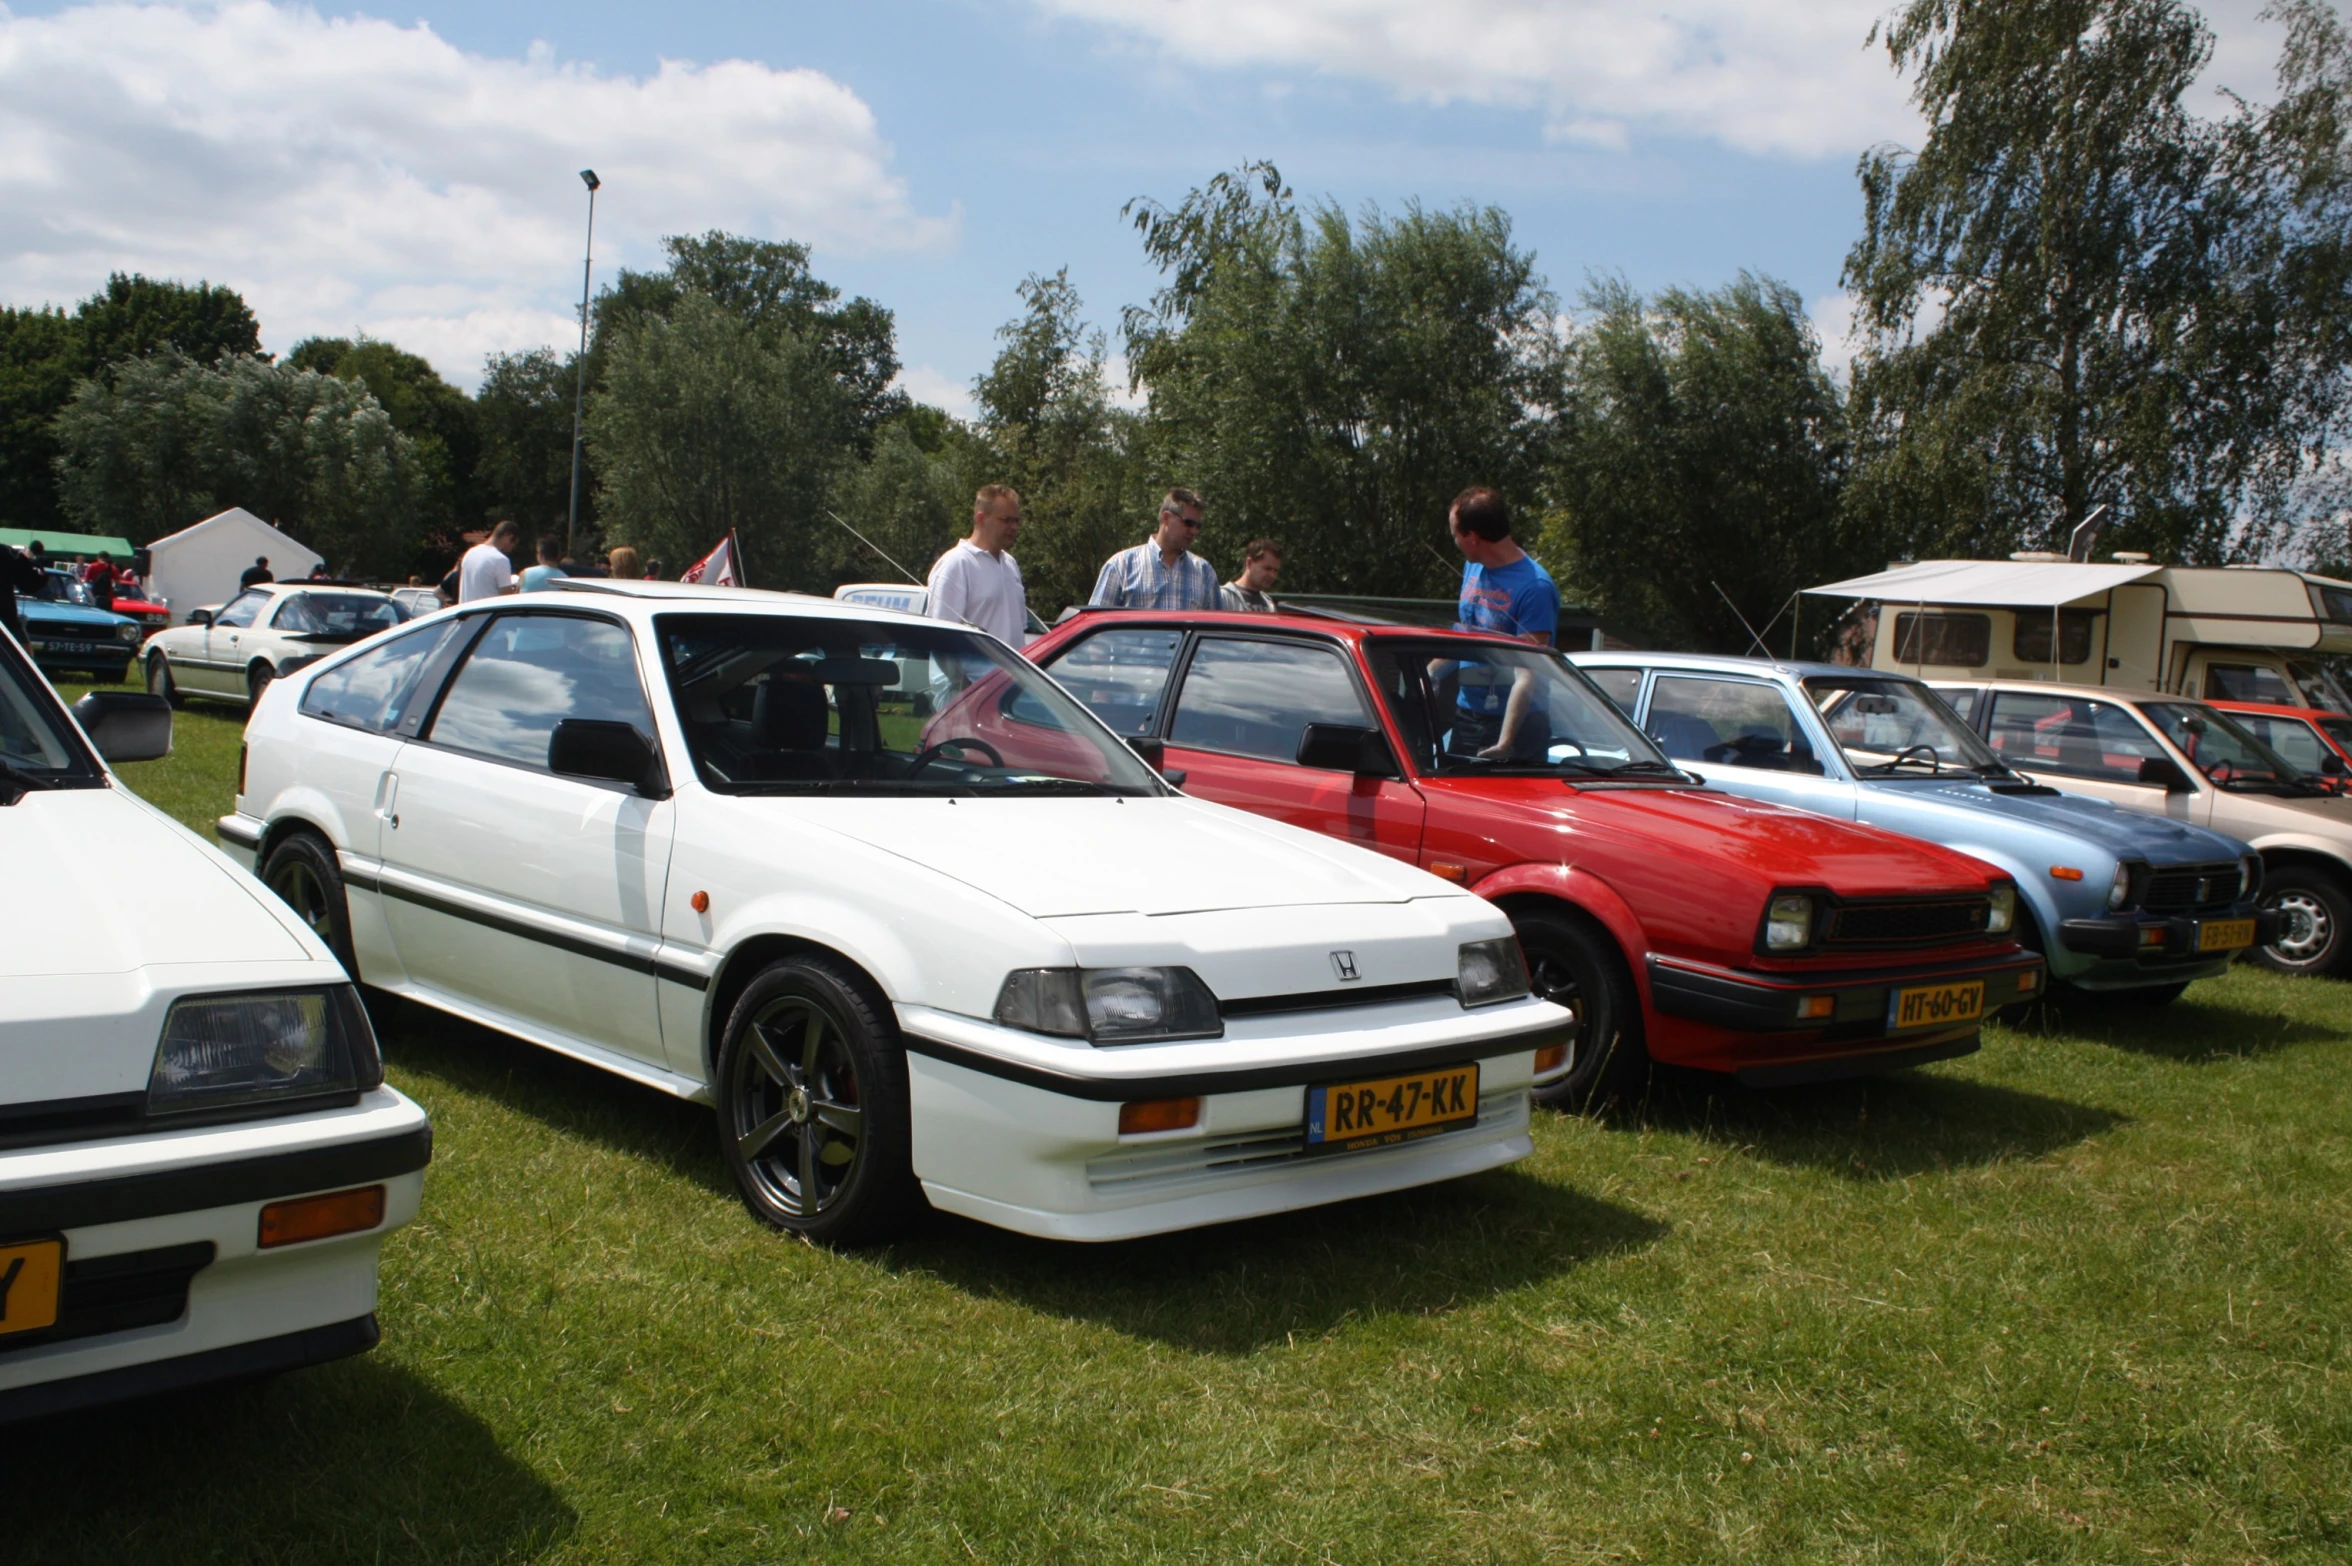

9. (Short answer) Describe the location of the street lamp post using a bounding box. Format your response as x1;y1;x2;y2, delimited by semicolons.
566;168;600;562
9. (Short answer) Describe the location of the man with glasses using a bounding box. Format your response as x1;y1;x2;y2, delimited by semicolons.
1089;488;1220;610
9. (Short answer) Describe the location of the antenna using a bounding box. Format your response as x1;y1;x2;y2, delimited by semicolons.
1712;580;1773;656
2067;503;2112;563
823;509;923;586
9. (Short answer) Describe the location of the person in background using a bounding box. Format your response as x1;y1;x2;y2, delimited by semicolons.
1445;486;1558;761
521;534;570;592
240;556;273;589
1220;540;1282;612
606;545;641;582
927;484;1028;644
644;558;664;580
80;554;116;611
458;521;521;603
1089;488;1219;610
308;561;332;581
25;540;47;571
0;543;42;647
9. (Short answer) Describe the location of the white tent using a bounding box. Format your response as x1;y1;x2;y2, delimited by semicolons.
1808;559;2161;608
145;508;321;618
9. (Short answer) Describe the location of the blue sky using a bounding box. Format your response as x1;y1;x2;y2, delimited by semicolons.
0;1;2291;409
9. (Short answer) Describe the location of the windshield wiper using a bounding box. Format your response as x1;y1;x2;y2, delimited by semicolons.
1600;759;1690;779
975;778;1123;796
0;756;59;804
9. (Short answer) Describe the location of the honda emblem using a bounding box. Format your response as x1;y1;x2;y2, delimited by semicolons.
1331;951;1360;981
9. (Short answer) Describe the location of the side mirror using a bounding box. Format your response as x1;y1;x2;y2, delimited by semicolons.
71;690;172;764
549;719;667;797
188;609;214;627
1126;736;1186;789
1296;723;1400;778
2322;752;2346;776
2137;755;2195;793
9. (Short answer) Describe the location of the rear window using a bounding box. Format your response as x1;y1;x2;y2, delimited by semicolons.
1583;666;1641;716
1892;612;1991;667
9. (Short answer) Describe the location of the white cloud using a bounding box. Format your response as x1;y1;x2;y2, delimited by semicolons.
0;2;954;387
893;362;976;421
1808;290;1859;385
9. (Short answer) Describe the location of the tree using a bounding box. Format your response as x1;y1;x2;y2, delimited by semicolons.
474;348;581;541
1843;0;2352;563
288;335;484;546
587;292;855;587
827;410;985;590
1123;163;1566;598
75;274;260;370
1542;275;1852;653
52;352;420;574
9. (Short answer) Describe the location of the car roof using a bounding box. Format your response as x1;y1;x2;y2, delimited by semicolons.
238;580;395;600
1033;606;1542;651
2206;699;2333;721
1570;649;1920;683
509;578;942;631
1925;676;2197;707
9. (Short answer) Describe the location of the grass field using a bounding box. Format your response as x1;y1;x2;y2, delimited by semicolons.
13;678;2352;1562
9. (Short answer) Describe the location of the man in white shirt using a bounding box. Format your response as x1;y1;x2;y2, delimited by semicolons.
926;485;1028;645
458;520;521;603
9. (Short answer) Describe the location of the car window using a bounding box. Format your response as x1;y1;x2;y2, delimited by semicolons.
299;620;463;734
2321;715;2352;753
1040;628;1185;738
270;591;403;637
1983;691;2164;783
2234;713;2331;773
2284;658;2352;714
427;614;653;769
1645;676;1824;774
1940;687;1980;723
2144;702;2304;786
1805;675;2001;774
2203;663;2295;704
1892;612;1990;666
1168;637;1372;764
0;637;100;781
1583;666;1641;716
213;591;266;629
35;572;92;606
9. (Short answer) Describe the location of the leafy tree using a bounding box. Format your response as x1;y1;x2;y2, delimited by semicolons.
1123;163;1566;597
76;273;260;370
826;410;987;590
52;352;419;574
474;348;581;540
288;335;484;546
587;293;854;587
1542;274;1852;654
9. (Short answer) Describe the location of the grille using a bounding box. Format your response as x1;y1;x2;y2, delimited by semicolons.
2143;861;2242;915
0;1241;214;1356
1220;979;1459;1018
1824;899;1991;949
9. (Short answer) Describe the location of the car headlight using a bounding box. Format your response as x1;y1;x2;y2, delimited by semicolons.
1986;883;2017;934
115;622;142;644
146;987;382;1114
1457;938;1530;1006
993;967;1222;1044
2240;855;2260;899
1763;893;1816;952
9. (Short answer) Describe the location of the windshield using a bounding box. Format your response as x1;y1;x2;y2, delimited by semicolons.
2286;658;2352;714
1367;640;1682;779
2143;701;2313;789
656;613;1165;796
273;591;404;637
32;572;94;606
0;637;101;784
1804;675;2005;776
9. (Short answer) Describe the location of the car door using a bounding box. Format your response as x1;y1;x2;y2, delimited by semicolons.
376;608;676;1067
195;589;267;693
1037;625;1187;741
1639;672;1859;819
1162;634;1427;862
1978;688;2201;821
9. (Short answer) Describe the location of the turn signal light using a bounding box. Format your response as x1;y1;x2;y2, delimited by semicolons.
1796;995;1836;1021
1117;1097;1201;1135
1430;862;1469;885
1533;1043;1568;1075
2050;866;2084;881
258;1184;385;1248
2018;969;2040;992
2140;927;2166;948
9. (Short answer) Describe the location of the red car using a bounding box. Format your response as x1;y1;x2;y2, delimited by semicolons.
2207;699;2352;793
1012;611;2043;1106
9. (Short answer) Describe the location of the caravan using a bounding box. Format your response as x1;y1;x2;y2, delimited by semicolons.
1814;557;2352;712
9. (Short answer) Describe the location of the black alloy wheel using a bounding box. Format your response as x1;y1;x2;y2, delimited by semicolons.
2253;865;2352;977
261;831;359;977
247;661;276;706
715;956;922;1245
1514;907;1645;1112
145;651;182;709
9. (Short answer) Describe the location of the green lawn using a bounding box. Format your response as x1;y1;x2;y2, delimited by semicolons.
14;680;2352;1562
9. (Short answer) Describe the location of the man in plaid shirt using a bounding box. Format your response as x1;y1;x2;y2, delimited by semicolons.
1089;488;1221;610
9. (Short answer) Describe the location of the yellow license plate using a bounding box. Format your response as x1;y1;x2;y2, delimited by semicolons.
1306;1063;1480;1153
2199;918;2256;952
1887;980;1985;1031
0;1237;63;1338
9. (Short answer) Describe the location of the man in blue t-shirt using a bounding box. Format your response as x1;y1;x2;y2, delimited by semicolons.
1446;486;1558;761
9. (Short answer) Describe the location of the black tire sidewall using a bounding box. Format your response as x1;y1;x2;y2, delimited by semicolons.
715;957;920;1246
1514;908;1644;1111
248;662;275;704
2255;867;2352;976
146;652;180;707
261;831;358;977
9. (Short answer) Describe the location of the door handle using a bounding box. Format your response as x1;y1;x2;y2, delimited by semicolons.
374;772;400;830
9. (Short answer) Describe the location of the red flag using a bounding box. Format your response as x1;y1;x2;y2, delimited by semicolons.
680;529;744;588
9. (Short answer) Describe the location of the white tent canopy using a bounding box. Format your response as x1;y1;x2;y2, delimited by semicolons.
1807;559;2161;608
144;508;321;617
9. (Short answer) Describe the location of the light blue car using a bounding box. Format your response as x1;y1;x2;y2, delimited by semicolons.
1571;652;2272;1001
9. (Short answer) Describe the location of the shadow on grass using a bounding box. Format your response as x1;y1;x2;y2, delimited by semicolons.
2028;994;2344;1063
1605;1066;2127;1180
888;1167;1665;1355
2;1355;572;1564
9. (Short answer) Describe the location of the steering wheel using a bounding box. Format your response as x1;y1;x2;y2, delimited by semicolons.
2206;757;2236;785
906;736;1005;777
1889;743;1942;773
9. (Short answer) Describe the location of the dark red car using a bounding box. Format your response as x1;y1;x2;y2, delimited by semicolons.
1015;611;2043;1105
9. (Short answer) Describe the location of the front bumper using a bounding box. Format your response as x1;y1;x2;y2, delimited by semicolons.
2058;904;2278;962
895;993;1564;1241
0;1089;430;1420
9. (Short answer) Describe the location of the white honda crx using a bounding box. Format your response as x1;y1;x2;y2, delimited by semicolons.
0;635;429;1421
224;581;1567;1244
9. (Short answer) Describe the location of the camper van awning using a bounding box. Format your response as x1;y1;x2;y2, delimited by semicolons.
1807;559;2161;607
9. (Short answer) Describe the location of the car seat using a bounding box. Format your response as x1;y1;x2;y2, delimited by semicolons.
751;676;835;780
1646;712;1721;762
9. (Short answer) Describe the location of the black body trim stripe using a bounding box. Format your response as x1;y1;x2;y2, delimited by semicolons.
0;1314;379;1425
0;1124;432;1233
341;867;711;991
1220;979;1459;1016
214;815;261;849
902;1026;1566;1102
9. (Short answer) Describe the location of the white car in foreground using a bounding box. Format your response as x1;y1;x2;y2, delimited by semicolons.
0;636;428;1421
222;582;1566;1244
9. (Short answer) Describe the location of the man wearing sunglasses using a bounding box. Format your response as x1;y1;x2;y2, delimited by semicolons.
1088;488;1221;611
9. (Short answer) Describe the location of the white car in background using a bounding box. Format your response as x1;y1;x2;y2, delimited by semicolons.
222;583;1566;1244
0;636;429;1421
143;582;406;709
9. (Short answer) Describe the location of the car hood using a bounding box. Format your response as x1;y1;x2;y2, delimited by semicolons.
1871;777;2249;863
772;795;1449;918
17;601;134;628
0;787;310;978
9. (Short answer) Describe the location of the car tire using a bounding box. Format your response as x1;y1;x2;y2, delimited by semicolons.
715;955;924;1246
2253;864;2352;977
1514;908;1646;1112
145;651;183;709
247;661;276;706
260;831;359;978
